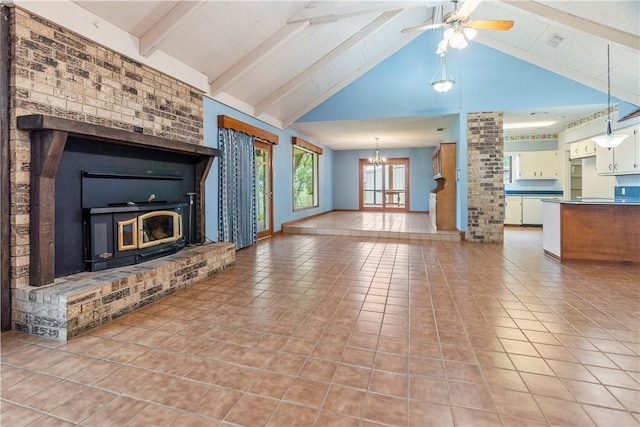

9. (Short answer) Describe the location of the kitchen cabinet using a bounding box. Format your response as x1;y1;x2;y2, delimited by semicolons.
596;125;640;175
516;151;558;179
430;142;456;230
569;139;596;159
522;197;544;225
504;196;522;225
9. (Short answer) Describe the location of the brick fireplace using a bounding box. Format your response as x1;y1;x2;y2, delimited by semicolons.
2;7;235;338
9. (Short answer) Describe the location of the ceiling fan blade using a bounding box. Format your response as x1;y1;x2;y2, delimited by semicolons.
401;22;445;33
467;19;514;31
457;0;482;19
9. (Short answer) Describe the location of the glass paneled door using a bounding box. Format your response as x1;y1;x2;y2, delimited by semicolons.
359;158;409;211
255;141;273;239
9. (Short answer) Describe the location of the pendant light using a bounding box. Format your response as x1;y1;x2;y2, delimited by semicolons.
430;52;455;93
369;137;386;165
592;44;628;149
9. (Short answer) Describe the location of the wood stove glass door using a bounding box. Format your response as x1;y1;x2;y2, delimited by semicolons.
256;141;273;239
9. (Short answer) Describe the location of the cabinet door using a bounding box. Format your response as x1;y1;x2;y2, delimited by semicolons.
504;196;522;225
570;143;580;159
612;126;639;174
596;143;614;174
522;197;544;225
579;140;596;157
538;151;558;179
517;153;537;179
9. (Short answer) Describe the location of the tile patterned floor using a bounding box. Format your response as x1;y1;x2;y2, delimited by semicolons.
283;211;461;241
2;217;639;426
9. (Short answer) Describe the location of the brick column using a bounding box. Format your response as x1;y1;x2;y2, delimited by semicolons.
467;112;504;243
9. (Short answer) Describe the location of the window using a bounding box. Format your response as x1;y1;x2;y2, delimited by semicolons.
503;155;513;184
292;145;319;210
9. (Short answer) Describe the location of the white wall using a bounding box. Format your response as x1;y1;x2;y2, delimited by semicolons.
582;156;615;198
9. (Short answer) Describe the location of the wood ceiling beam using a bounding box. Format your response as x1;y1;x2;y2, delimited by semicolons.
208;21;309;97
288;1;447;24
139;0;206;57
255;9;403;116
500;0;639;51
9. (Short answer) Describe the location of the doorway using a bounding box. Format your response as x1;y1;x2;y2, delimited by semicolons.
255;141;273;239
359;158;409;211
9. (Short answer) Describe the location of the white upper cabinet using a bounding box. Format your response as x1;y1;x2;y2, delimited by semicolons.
569;139;596;159
516;151;559;180
596;125;640;175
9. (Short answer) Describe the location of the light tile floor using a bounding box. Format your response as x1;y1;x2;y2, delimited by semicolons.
2;215;639;426
283;211;461;241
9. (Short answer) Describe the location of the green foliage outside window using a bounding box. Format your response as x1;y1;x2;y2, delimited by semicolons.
293;146;318;210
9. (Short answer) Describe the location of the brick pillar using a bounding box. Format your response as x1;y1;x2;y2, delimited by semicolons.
466;112;504;243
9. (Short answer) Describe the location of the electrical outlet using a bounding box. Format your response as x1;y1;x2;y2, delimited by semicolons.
621;187;626;195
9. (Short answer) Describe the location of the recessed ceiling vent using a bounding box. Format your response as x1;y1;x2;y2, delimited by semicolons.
546;33;564;48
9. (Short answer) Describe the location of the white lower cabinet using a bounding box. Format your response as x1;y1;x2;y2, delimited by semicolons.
522;197;544;225
504;196;522;225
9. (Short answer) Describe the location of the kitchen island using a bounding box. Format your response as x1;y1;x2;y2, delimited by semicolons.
542;199;640;264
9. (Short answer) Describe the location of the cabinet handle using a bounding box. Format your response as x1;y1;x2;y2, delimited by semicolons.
614;163;618;171
609;164;613;171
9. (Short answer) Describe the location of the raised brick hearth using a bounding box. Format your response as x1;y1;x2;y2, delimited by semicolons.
13;242;235;340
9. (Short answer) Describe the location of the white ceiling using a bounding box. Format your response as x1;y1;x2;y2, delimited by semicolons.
24;1;640;150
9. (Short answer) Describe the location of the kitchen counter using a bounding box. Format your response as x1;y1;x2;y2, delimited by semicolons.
542;199;640;264
542;197;640;205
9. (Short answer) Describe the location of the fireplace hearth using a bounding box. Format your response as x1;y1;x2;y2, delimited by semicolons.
17;114;221;287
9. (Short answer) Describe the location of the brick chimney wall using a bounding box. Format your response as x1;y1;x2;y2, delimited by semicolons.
466;112;505;243
8;7;204;288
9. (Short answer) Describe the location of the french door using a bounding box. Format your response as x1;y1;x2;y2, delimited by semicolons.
255;141;273;239
359;158;409;211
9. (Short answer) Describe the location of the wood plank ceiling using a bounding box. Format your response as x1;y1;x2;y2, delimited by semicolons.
21;1;640;149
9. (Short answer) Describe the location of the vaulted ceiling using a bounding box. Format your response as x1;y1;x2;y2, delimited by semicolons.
15;1;640;149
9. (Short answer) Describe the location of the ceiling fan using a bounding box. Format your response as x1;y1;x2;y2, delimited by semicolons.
402;0;513;51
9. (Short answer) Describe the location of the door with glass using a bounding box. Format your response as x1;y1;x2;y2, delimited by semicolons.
359;158;409;211
255;141;273;239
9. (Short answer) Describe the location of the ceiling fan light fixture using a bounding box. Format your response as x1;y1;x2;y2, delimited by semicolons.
463;27;477;40
449;31;467;49
430;53;455;93
443;27;455;40
436;38;449;54
592;44;627;149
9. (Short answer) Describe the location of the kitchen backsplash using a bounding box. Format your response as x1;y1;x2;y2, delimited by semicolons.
614;186;640;199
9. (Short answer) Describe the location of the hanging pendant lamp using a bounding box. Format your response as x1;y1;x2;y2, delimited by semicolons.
430;53;455;93
592;44;628;149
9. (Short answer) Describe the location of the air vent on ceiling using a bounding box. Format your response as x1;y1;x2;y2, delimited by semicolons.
546;33;564;48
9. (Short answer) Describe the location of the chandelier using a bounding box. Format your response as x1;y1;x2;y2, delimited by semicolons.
430;52;455;93
591;44;628;149
369;138;386;165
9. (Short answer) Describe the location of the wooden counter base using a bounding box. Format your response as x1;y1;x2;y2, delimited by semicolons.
561;204;640;264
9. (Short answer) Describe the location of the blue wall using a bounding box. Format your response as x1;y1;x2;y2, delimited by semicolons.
298;30;638;230
203;100;334;239
333;147;434;211
203;29;638;238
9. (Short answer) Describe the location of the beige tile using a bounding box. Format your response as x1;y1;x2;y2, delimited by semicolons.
3;222;639;427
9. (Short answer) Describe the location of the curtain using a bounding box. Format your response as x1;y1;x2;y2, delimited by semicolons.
219;128;257;249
